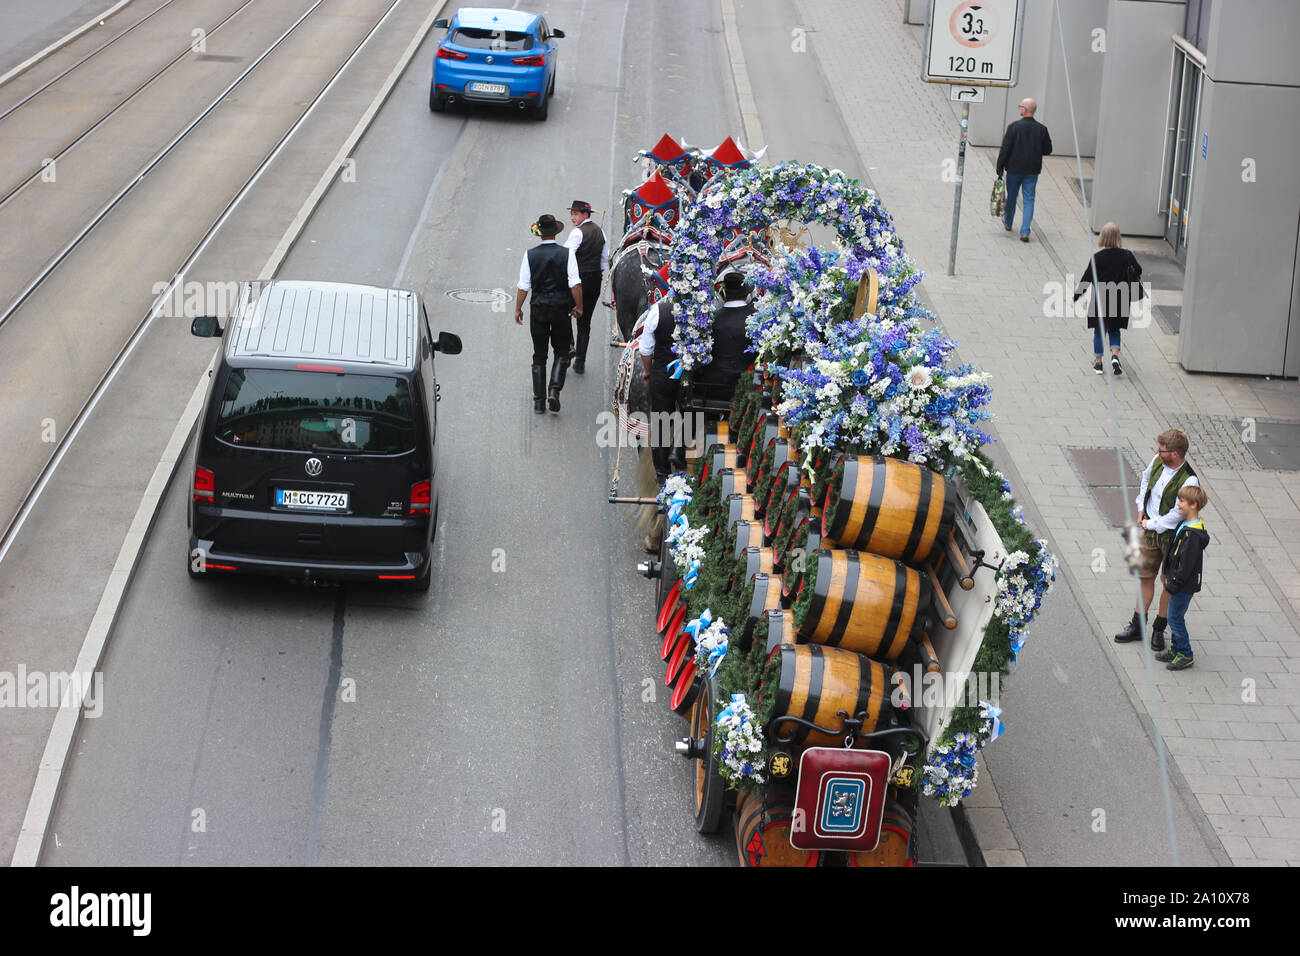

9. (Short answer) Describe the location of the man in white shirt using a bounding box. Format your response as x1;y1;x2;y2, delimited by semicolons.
515;214;581;413
1115;429;1199;651
564;200;608;374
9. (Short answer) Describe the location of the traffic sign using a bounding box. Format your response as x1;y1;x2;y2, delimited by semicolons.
949;85;986;103
923;0;1023;86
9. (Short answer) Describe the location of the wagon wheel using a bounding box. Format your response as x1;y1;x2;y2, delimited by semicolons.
691;677;725;833
765;218;809;252
655;532;680;633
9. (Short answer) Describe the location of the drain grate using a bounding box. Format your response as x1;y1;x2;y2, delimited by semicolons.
444;287;510;305
1243;419;1300;471
1065;446;1141;527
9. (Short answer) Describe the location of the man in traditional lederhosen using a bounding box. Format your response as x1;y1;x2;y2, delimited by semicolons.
1115;428;1199;651
515;214;582;414
563;200;608;374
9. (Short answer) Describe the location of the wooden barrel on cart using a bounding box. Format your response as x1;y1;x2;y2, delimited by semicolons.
768;644;895;748
822;455;957;565
847;800;915;867
789;549;932;661
735;789;819;867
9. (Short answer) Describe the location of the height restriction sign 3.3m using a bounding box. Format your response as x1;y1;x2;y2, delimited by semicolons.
922;0;1024;86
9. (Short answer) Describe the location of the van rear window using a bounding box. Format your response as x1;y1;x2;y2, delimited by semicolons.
215;368;416;454
450;27;533;50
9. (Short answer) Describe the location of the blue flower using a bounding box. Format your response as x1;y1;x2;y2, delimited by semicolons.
851;369;869;386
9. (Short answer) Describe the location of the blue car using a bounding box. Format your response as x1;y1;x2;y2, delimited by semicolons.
430;8;565;120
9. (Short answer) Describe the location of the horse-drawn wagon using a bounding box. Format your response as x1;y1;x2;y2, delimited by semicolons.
606;136;1057;866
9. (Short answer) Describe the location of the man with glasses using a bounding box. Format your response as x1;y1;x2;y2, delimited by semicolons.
1115;429;1198;650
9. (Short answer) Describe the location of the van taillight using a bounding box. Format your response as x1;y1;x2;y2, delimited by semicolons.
409;479;431;515
194;466;215;503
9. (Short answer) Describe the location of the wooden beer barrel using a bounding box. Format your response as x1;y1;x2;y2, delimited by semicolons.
735;789;819;867
756;607;797;655
790;549;932;661
768;644;895;748
731;519;766;560
733;572;786;641
748;435;792;509
847;800;915;867
762;459;801;537
822;455;956;565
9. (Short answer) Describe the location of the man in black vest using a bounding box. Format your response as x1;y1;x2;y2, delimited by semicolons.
515;214;582;413
694;270;754;403
563;200;608;374
638;295;680;483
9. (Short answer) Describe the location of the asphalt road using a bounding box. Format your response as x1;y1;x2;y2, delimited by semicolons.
43;0;747;866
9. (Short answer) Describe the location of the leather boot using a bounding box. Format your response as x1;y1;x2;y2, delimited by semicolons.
573;329;589;373
531;365;546;414
1114;611;1142;643
548;357;568;412
1150;616;1168;652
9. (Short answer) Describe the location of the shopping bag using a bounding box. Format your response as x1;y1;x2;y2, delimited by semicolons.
990;177;1006;218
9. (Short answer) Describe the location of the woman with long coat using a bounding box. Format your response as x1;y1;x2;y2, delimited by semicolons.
1073;222;1145;375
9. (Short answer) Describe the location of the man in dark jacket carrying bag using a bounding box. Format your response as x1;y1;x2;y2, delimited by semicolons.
996;98;1052;242
516;214;582;414
1155;485;1210;671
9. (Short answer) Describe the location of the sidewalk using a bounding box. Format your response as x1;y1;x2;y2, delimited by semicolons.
794;0;1300;866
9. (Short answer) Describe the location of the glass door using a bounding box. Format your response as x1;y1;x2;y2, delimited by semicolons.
1163;50;1204;261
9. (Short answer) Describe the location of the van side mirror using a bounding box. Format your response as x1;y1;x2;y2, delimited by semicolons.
435;331;462;355
433;18;448;28
191;316;223;337
551;28;565;38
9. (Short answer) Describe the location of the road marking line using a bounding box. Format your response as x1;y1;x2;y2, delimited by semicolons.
10;0;449;867
720;0;765;150
0;0;131;89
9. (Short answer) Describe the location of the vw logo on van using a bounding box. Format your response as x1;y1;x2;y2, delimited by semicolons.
304;457;323;477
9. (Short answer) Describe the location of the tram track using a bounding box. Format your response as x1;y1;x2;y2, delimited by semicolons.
0;0;257;210
0;0;321;331
0;0;409;565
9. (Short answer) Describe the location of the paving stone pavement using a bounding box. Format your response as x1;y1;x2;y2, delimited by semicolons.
794;0;1300;866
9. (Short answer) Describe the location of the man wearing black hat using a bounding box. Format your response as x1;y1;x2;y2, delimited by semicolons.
516;213;582;413
563;200;607;374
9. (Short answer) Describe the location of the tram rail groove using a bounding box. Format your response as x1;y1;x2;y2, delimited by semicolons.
0;0;259;208
0;0;328;334
0;0;408;567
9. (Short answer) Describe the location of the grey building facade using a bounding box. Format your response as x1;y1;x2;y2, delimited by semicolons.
950;0;1300;377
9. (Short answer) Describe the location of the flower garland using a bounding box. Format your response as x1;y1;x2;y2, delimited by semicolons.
668;162;903;370
770;305;994;474
693;616;730;677
714;693;766;785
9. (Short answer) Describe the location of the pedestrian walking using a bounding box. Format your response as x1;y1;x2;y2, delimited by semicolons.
1156;485;1210;671
1073;222;1146;375
563;200;608;374
1115;429;1199;651
996;98;1052;242
515;214;582;414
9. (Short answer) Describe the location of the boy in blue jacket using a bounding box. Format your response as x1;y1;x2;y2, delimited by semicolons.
1156;486;1210;670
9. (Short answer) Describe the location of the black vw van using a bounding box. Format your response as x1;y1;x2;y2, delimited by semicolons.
188;281;461;590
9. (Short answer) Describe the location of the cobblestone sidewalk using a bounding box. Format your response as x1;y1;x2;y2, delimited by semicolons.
794;0;1300;866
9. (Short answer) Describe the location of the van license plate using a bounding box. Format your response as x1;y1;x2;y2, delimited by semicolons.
277;489;349;511
470;82;508;95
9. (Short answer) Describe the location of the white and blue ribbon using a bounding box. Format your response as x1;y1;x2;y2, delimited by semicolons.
682;560;700;589
717;693;748;728
684;609;713;640
982;701;1006;742
707;638;729;678
666;359;683;380
1008;632;1027;672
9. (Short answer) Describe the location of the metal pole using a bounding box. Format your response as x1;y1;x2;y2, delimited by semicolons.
947;101;969;276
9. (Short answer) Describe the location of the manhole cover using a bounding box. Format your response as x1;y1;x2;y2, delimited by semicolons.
445;288;510;305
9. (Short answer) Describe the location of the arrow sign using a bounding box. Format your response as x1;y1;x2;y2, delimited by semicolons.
949;85;986;102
